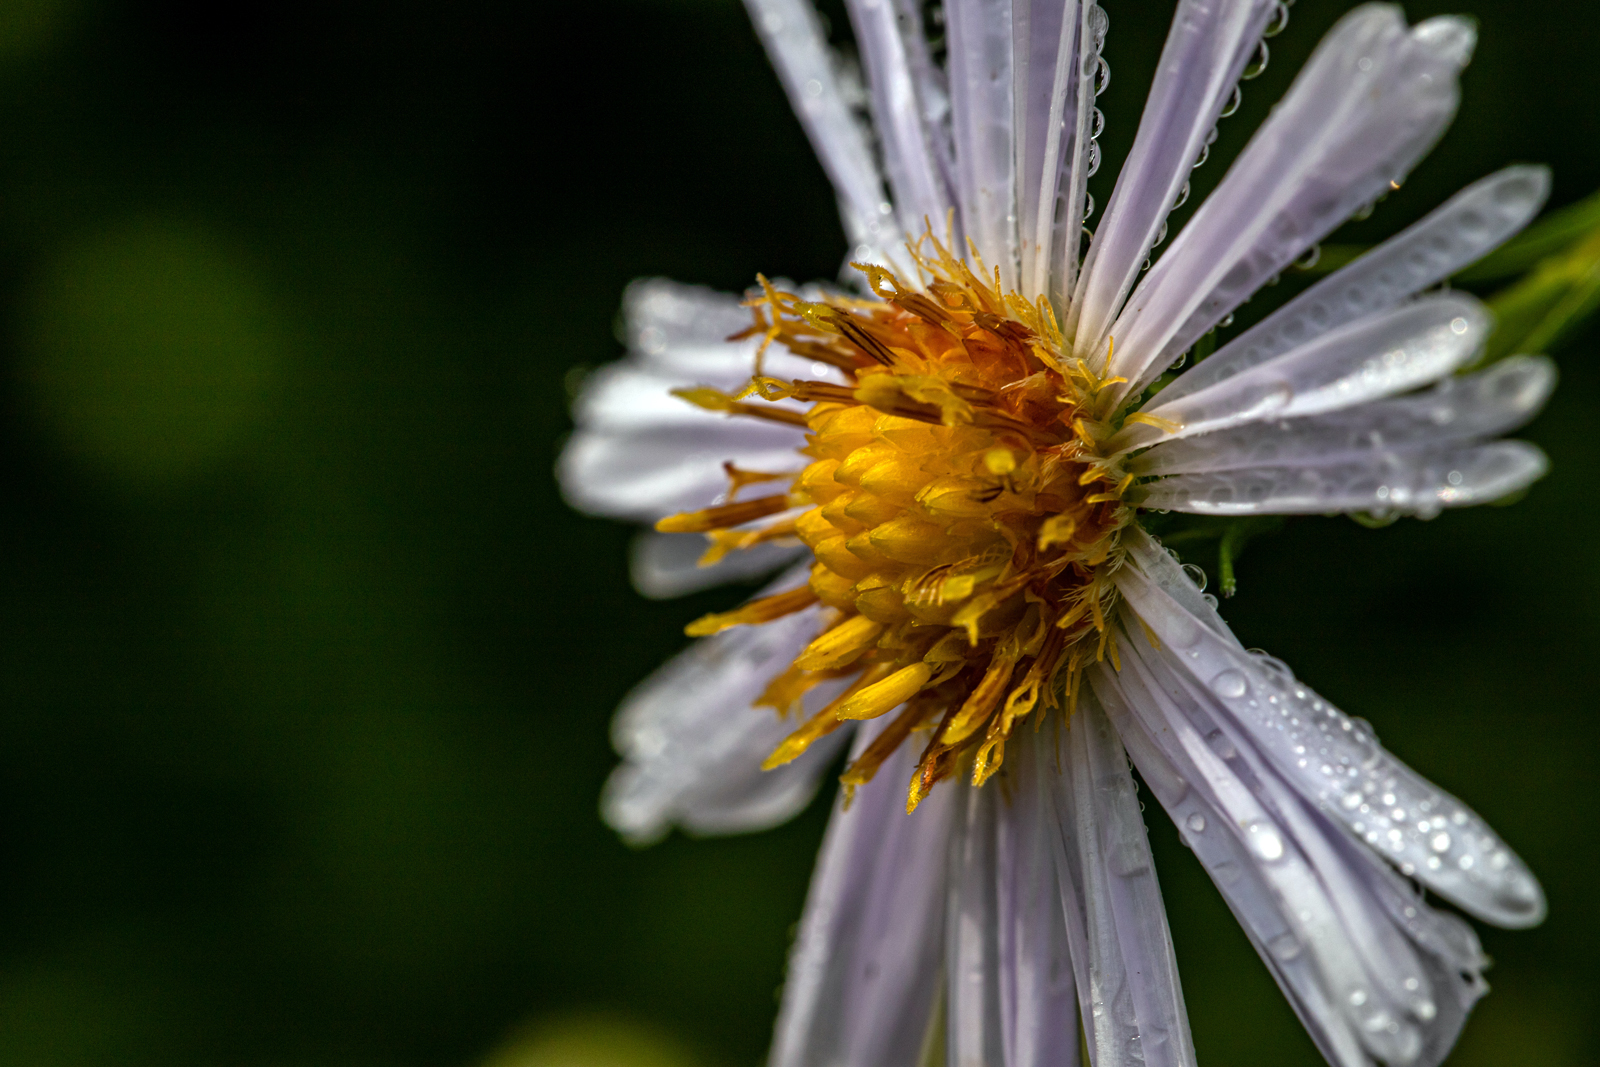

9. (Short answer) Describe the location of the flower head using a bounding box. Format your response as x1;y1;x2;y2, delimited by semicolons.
560;1;1552;1065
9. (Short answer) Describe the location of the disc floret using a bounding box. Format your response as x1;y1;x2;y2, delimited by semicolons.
658;240;1137;809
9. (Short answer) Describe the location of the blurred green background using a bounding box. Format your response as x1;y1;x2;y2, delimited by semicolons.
0;0;1591;1064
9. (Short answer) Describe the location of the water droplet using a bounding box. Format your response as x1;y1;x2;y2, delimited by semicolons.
1167;614;1201;649
1350;988;1369;1007
1269;933;1302;960
1182;563;1207;591
1211;669;1248;698
1249;822;1285;862
1205;729;1236;759
1187;813;1207;833
1430;832;1451;853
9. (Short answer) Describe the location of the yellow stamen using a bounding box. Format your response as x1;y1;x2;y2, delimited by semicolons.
763;664;893;769
685;585;818;637
656;494;791;534
834;662;935;720
658;254;1141;799
941;653;1019;745
840;695;939;789
794;614;885;672
1122;412;1183;433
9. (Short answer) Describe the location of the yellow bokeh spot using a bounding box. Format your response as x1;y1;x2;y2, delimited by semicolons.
481;1013;702;1067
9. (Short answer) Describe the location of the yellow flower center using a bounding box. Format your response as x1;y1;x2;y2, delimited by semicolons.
657;241;1138;809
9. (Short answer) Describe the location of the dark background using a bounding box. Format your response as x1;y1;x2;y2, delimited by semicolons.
0;0;1591;1064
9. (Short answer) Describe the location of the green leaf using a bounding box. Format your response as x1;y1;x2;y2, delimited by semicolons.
1479;225;1600;362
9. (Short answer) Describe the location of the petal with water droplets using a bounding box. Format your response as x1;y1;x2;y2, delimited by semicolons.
1131;356;1556;477
770;719;955;1067
1114;544;1547;928
1136;440;1549;518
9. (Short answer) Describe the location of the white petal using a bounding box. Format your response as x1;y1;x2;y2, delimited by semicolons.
629;531;808;599
1113;547;1547;928
559;425;805;522
611;277;842;387
770;719;956;1067
946;0;1020;288
1070;0;1277;359
1131;356;1556;477
560;278;824;522
947;779;1007;1067
998;731;1083;1067
1016;0;1104;308
1116;294;1489;452
742;0;909;273
1107;7;1477;399
1101;644;1481;1067
1155;167;1550;405
1103;660;1392;1067
1122;625;1490;1065
846;0;956;242
1120;525;1239;641
1136;440;1549;518
1044;694;1197;1067
574;364;812;434
617;278;760;377
602;571;852;844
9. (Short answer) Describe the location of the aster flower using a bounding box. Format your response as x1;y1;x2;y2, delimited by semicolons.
559;0;1552;1064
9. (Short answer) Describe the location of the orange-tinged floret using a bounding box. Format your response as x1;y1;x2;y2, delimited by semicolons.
654;240;1136;808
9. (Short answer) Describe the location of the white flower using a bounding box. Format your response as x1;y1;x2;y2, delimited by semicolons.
559;2;1551;1065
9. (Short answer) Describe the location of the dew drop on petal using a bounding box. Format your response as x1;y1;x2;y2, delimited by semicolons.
1211;669;1248;698
1248;822;1285;862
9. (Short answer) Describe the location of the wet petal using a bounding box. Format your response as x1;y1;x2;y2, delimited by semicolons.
946;0;1021;289
1136;440;1549;518
1131;356;1556;477
1099;642;1484;1067
1015;0;1105;307
770;719;955;1067
847;0;956;239
1155;167;1550;404
560;279;822;522
1115;295;1488;452
947;779;1007;1067
629;531;807;600
1108;7;1477;399
559;425;805;523
602;570;853;844
1113;542;1547;928
1071;0;1278;359
1044;693;1197;1067
742;0;908;271
998;731;1082;1067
